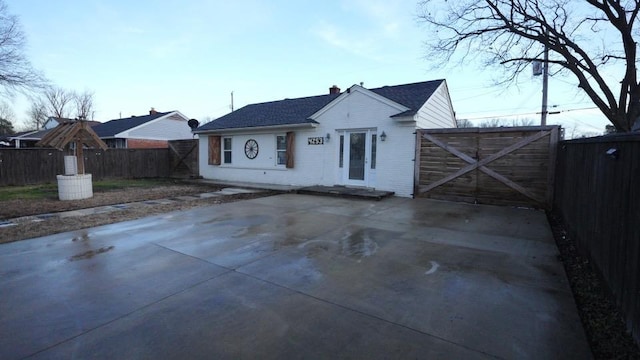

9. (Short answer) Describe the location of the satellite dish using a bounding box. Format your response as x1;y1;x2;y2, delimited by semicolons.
188;119;199;130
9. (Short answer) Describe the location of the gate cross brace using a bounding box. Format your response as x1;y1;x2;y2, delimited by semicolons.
419;130;550;203
169;142;197;172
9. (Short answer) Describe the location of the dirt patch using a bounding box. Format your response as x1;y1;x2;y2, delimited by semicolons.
1;182;219;220
547;211;640;359
0;181;280;244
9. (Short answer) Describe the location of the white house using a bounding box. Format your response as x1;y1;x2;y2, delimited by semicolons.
93;109;194;148
194;80;457;197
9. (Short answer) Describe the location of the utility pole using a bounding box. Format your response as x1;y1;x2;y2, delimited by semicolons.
541;38;549;126
230;91;234;112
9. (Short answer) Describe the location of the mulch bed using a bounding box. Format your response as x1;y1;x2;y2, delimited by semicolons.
547;211;640;359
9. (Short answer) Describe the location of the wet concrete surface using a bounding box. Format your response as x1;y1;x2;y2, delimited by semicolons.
0;194;591;359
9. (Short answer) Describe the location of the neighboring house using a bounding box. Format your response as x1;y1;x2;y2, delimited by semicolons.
8;130;40;148
93;109;193;149
42;117;101;130
0;134;12;147
194;80;457;197
9;118;101;148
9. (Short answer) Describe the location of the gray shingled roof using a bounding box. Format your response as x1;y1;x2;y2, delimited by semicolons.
370;80;444;117
196;94;339;132
93;112;170;138
196;80;444;132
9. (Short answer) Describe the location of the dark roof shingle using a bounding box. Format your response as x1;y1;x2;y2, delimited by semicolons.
370;80;444;117
196;80;444;132
197;94;340;132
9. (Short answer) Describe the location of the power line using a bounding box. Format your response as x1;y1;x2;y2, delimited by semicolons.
459;106;598;121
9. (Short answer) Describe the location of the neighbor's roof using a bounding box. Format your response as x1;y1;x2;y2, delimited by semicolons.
93;112;171;138
10;128;51;140
196;79;445;132
11;120;102;140
49;117;101;126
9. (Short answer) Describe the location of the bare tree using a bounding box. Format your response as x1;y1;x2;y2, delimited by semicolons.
479;118;504;127
456;118;474;127
0;100;14;134
0;117;12;134
26;97;47;130
510;118;535;126
0;1;46;96
43;86;74;118
418;1;640;132
0;100;13;121
74;89;94;120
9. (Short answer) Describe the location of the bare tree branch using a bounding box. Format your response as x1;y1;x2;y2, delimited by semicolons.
25;97;47;130
0;1;46;96
74;89;94;120
43;86;74;119
418;0;640;131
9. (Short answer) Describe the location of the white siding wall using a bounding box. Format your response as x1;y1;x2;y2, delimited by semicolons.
315;89;416;197
42;118;59;130
199;87;448;197
199;128;335;187
125;113;193;140
415;82;457;129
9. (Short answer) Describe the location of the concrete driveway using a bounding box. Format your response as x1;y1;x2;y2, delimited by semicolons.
0;194;590;359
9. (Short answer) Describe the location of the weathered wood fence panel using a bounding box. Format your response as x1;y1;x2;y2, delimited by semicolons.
0;149;63;186
0;148;172;186
415;126;560;209
554;133;640;344
168;139;199;178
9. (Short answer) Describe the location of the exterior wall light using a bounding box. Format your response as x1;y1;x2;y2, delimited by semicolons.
380;131;387;142
325;133;331;142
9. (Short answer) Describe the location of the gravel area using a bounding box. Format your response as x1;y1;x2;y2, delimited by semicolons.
547;212;640;359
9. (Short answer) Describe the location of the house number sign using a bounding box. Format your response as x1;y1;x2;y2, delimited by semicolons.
308;137;324;145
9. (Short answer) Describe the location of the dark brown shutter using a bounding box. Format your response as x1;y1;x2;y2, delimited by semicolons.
208;135;221;165
285;131;295;168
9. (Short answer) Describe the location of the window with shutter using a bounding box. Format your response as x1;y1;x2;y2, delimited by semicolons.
285;131;295;168
208;136;221;165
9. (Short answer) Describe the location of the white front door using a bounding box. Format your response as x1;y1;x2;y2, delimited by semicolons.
341;130;377;187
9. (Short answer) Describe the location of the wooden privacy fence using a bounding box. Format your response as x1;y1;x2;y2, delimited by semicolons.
554;134;640;343
0;148;171;186
414;126;560;209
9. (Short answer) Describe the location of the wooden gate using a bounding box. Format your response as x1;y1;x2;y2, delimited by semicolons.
169;139;199;178
414;126;560;209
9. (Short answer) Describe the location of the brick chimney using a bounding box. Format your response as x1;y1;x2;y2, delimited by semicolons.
329;85;340;94
149;107;158;115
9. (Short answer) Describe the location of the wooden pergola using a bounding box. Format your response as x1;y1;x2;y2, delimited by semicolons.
36;120;108;174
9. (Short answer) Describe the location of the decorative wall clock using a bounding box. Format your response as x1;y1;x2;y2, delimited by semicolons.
244;139;259;159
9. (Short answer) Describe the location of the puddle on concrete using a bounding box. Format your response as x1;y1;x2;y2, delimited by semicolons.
69;246;115;261
340;230;379;258
205;214;271;228
72;232;91;243
69;231;114;261
298;229;383;259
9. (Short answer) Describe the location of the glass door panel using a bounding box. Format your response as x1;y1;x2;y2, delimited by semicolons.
348;132;366;181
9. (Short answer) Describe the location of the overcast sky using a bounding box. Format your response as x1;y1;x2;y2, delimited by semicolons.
7;0;610;136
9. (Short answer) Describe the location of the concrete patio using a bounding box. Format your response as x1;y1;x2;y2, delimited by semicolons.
0;194;591;359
